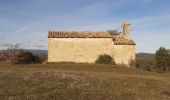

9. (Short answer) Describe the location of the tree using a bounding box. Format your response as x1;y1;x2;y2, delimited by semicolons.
6;44;20;62
155;47;170;72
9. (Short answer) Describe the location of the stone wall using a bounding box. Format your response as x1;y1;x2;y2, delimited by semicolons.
48;38;135;66
48;38;114;63
113;45;135;66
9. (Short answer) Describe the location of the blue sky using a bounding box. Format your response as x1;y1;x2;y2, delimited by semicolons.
0;0;170;53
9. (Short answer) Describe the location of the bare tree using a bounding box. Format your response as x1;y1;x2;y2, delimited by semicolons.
107;28;121;36
6;44;20;63
7;43;20;51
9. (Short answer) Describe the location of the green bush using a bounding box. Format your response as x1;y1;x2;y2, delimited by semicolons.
155;47;170;72
95;54;113;64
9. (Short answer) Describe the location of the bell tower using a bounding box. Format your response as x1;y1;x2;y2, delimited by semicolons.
122;22;131;39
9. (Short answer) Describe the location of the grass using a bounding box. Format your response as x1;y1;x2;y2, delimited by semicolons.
0;64;170;100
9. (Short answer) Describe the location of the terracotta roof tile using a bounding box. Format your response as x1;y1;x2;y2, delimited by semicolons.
113;37;136;45
48;31;136;45
48;31;113;38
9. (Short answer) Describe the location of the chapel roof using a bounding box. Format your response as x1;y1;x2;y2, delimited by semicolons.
48;31;135;45
113;37;136;45
48;31;113;38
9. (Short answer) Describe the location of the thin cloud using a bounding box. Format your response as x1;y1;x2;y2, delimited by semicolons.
34;45;45;48
38;40;44;42
0;43;11;47
27;41;31;43
0;43;23;49
14;22;42;34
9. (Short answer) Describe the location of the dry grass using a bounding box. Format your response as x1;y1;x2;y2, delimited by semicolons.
0;64;169;100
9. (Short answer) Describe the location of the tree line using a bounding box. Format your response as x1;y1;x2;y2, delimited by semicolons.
137;47;170;73
0;44;46;64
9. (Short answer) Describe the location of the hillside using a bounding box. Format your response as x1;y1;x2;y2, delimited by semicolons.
0;64;169;100
136;53;155;60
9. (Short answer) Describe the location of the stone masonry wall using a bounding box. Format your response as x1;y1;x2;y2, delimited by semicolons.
48;38;135;66
48;38;114;63
113;45;135;66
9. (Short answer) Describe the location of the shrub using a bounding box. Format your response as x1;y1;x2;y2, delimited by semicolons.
17;51;40;64
95;54;113;64
0;50;40;64
37;54;47;63
136;59;155;71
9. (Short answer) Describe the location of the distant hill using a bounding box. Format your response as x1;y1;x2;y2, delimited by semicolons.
136;53;155;60
26;49;47;55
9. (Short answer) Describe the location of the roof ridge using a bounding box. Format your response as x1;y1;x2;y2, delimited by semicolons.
48;31;112;38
